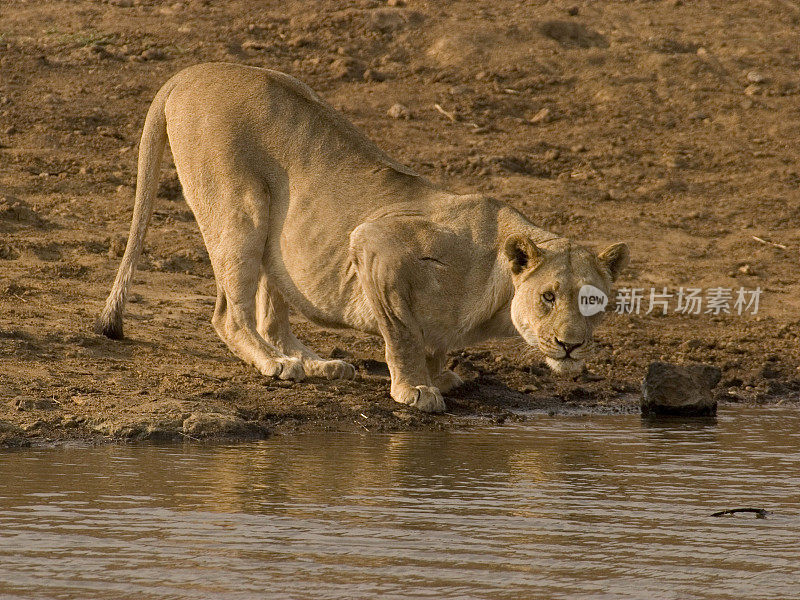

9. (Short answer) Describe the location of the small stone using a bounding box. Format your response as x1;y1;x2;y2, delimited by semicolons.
529;107;552;124
641;361;721;416
744;84;761;96
4;126;16;135
746;71;766;84
566;5;579;16
387;103;411;119
738;264;755;275
140;47;165;61
386;0;405;6
570;143;586;153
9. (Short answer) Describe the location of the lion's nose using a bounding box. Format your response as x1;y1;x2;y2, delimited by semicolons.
555;338;582;356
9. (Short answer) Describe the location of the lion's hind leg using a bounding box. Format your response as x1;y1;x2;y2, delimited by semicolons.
197;192;304;381
256;274;356;380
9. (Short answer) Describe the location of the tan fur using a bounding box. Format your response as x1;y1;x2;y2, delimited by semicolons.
96;63;629;413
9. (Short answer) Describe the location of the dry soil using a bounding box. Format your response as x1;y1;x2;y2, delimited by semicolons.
1;0;799;446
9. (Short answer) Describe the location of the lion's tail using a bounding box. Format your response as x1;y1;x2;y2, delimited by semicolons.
95;80;175;339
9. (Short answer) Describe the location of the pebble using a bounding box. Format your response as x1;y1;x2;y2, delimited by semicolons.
738;264;756;275
387;103;411;119
746;71;766;84
570;143;586;153
744;84;761;96
140;48;165;61
529;107;551;124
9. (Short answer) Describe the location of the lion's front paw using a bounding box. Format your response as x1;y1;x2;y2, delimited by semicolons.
258;357;306;381
392;384;446;413
433;370;464;394
306;359;356;380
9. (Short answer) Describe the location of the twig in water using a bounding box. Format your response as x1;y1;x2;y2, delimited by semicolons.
711;507;770;519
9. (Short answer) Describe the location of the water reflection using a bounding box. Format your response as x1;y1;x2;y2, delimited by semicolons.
0;407;798;599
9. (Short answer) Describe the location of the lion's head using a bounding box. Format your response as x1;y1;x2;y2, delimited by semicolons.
504;235;629;375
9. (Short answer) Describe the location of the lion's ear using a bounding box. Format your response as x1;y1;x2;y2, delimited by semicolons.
503;235;544;275
597;242;630;281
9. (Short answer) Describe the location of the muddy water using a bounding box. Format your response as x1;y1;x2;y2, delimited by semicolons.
1;407;798;599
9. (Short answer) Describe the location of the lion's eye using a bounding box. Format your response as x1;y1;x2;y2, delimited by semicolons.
542;291;556;304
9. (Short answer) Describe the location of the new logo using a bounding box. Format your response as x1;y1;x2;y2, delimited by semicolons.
578;285;608;317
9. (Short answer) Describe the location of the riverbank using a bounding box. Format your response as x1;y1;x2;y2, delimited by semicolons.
2;0;800;447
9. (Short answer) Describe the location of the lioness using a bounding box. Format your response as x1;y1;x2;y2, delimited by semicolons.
97;63;629;413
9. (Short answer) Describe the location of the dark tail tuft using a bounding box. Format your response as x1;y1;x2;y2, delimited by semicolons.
94;312;124;340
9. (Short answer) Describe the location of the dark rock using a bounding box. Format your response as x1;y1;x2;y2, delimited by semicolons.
758;363;782;379
0;195;45;227
330;347;353;359
182;412;266;440
15;396;59;411
540;21;608;49
641;361;721;416
0;420;29;448
0;242;19;259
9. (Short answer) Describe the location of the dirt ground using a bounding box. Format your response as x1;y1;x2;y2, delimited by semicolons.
1;0;799;447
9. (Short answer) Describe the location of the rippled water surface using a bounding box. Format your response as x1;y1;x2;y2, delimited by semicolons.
1;407;799;599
